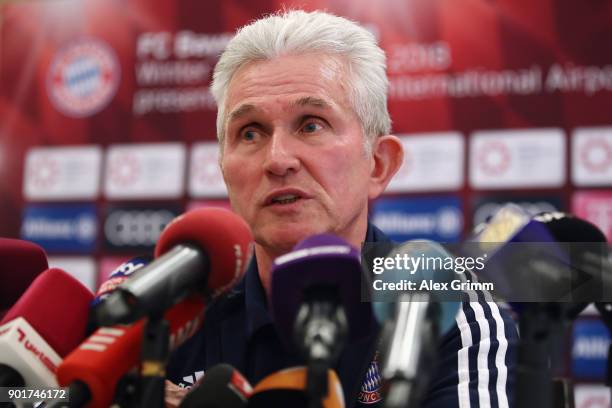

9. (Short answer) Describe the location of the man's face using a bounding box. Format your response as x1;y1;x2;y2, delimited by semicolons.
220;53;374;253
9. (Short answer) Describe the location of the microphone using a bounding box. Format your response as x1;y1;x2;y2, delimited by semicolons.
468;203;568;302
179;363;252;408
530;212;610;395
91;254;154;308
96;207;253;325
248;367;345;408
0;268;93;388
471;206;609;408
594;302;612;390
271;234;374;407
531;211;608;316
87;255;153;335
0;238;48;317
56;294;206;408
372;240;461;408
471;206;609;308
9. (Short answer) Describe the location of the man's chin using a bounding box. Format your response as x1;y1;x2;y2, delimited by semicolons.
255;224;327;254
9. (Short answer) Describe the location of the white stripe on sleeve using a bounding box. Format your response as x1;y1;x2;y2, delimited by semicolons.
488;301;509;408
470;302;492;408
456;305;473;408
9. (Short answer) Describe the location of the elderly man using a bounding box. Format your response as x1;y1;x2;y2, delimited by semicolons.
167;10;517;407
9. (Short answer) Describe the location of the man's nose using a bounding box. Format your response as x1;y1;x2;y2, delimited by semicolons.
262;131;301;176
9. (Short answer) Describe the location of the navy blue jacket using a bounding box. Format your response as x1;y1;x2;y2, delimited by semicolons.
167;224;518;407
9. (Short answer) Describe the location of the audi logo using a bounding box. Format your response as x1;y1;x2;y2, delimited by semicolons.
104;209;176;246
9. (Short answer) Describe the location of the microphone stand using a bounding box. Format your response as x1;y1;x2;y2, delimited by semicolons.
294;285;348;408
551;377;575;408
138;311;170;408
515;302;581;408
515;303;559;408
380;292;438;408
595;302;612;402
512;247;593;408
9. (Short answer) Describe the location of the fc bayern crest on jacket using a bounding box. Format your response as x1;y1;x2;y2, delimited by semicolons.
358;352;382;404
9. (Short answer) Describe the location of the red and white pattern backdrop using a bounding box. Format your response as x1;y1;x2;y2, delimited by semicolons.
1;0;611;397
2;0;611;236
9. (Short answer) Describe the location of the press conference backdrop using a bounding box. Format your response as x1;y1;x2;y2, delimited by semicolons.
0;0;611;405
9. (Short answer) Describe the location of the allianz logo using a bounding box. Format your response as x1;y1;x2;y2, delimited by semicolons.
572;336;610;359
22;215;96;242
372;206;462;238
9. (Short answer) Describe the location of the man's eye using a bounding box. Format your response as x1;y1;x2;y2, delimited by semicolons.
302;122;323;133
242;130;259;142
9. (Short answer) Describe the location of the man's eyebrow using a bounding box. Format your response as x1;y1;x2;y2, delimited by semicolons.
227;97;332;124
228;103;256;123
291;96;332;110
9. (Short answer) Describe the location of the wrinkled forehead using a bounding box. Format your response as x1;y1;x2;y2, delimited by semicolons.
223;53;353;118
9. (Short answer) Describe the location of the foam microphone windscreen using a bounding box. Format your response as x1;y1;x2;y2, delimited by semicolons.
56;295;205;408
180;363;252;408
0;268;93;357
154;207;253;298
91;255;154;308
271;234;374;349
534;212;608;317
0;238;48;311
85;255;154;335
249;367;345;408
469;204;570;302
535;212;607;243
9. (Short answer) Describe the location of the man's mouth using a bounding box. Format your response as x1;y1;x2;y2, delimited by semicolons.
270;194;300;205
264;190;310;206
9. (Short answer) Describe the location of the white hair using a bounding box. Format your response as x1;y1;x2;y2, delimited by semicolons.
211;9;391;146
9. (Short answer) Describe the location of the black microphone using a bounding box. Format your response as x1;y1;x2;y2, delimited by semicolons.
91;255;154;308
469;206;608;308
179;364;252;408
372;240;461;408
531;211;608;316
532;212;608;408
271;234;374;408
96;208;253;325
595;302;612;391
472;206;609;408
86;254;153;334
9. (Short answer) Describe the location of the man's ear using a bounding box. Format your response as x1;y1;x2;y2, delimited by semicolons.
368;135;404;200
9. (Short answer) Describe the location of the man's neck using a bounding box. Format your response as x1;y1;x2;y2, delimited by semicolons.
254;245;278;294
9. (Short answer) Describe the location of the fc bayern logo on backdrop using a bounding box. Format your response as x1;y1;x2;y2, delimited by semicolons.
47;38;120;117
